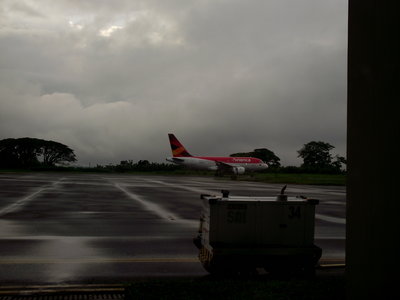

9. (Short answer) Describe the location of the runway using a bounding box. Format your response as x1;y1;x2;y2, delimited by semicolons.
0;173;345;284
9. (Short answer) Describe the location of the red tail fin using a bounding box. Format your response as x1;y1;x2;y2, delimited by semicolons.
168;134;192;157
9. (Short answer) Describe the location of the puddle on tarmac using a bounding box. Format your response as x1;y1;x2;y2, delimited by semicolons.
0;219;100;283
34;237;99;283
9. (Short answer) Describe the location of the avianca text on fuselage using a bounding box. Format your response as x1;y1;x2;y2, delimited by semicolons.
166;134;268;175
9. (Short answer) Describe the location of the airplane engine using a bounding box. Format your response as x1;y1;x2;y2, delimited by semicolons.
233;166;245;175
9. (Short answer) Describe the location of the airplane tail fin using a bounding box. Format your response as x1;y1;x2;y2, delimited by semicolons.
168;134;192;157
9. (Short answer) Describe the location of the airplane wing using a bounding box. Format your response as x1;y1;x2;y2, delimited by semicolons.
215;161;246;175
215;161;233;170
171;157;185;162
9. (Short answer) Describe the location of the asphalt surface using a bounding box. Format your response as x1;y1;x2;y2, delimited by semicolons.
0;173;345;284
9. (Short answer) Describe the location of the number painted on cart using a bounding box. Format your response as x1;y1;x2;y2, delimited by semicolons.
288;206;301;219
227;211;246;223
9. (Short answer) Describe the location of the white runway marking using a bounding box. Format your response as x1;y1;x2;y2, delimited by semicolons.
113;183;198;227
315;235;346;240
141;178;217;196
1;235;194;241
143;178;347;225
316;214;346;224
0;257;199;264
0;178;65;217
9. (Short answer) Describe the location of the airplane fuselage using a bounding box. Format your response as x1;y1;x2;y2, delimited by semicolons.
166;133;269;175
166;156;268;172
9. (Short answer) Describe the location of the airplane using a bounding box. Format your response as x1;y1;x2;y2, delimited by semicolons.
166;133;268;175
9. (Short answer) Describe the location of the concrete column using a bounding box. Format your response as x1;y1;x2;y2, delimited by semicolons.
347;1;399;299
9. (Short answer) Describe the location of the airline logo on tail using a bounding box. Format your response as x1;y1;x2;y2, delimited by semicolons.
166;133;268;175
168;134;192;157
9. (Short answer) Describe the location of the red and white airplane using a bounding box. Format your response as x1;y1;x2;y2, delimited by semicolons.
166;134;268;175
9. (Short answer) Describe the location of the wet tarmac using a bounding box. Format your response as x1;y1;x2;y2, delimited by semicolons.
0;173;345;284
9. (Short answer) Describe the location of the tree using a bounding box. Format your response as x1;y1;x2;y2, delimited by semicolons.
0;138;76;168
297;141;346;172
331;155;347;171
230;148;281;168
41;140;76;166
0;138;41;168
0;138;20;167
253;148;281;168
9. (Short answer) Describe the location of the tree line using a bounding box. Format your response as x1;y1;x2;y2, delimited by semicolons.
230;141;346;174
0;138;76;168
107;141;346;174
101;159;183;172
0;137;346;174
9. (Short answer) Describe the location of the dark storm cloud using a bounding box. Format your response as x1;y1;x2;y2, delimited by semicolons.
0;0;347;165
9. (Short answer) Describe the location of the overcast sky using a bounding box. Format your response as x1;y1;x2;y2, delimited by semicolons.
0;0;347;166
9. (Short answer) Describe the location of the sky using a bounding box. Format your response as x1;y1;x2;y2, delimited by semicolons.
0;0;347;166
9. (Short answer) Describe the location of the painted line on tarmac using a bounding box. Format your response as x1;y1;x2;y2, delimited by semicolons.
140;178;217;195
142;178;346;225
0;284;125;295
315;235;345;240
0;257;199;264
112;183;198;227
0;283;124;289
323;201;346;206
0;235;193;241
144;178;346;225
318;264;346;268
0;178;65;217
0;257;344;265
320;258;345;263
315;214;346;225
55;180;114;187
318;258;346;268
113;183;179;220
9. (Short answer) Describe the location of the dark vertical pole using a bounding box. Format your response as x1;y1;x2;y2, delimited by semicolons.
347;1;399;299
